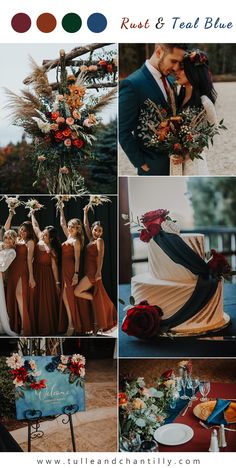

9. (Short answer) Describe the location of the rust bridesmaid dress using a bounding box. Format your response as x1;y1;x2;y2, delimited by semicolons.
7;243;33;335
33;244;59;335
85;241;117;331
59;243;93;334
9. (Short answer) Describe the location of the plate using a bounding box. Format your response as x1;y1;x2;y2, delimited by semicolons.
154;423;194;446
193;401;236;423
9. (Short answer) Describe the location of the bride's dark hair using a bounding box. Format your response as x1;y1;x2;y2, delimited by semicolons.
181;50;217;106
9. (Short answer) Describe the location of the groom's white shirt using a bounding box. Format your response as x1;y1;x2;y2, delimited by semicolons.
145;60;169;101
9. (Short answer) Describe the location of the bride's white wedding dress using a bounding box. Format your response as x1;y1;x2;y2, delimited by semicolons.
0;247;17;336
183;95;217;176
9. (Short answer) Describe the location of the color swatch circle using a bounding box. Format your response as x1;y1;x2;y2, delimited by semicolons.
11;13;31;33
36;13;57;33
87;13;107;33
62;13;82;33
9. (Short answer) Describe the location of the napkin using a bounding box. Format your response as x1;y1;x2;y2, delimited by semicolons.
206;399;231;425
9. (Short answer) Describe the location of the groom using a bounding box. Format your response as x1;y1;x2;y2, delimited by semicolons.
119;43;188;175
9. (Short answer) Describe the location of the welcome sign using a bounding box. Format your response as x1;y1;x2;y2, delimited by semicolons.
8;355;86;421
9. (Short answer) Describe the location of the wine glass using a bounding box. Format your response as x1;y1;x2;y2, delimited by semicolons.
180;371;190;400
199;380;211;401
190;377;200;400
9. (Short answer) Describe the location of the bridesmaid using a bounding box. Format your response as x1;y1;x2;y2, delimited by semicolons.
4;210;35;335
74;205;117;333
31;211;61;335
58;205;93;335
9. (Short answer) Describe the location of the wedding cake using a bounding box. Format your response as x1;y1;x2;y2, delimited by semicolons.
131;216;230;336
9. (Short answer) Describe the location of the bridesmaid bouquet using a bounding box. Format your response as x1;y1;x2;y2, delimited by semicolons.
138;99;226;163
87;195;111;212
52;194;77;214
1;195;22;214
23;198;44;217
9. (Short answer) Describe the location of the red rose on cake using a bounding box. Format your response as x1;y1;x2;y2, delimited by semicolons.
122;300;163;339
141;209;169;229
208;249;232;279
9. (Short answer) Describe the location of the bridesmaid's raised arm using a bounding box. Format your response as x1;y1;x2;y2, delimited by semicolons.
59;205;69;238
83;205;92;241
31;213;42;239
4;209;14;231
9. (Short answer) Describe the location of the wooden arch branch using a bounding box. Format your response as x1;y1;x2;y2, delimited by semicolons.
23;43;113;85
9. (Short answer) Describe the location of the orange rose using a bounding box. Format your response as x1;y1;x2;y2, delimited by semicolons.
62;128;72;138
51;112;60;121
119;392;128;406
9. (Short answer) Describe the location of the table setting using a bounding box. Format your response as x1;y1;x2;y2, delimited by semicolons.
119;360;236;452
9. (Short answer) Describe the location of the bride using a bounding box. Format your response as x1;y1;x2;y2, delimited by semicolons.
0;230;18;336
174;49;218;175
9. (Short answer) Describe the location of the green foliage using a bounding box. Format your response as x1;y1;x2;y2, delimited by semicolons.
187;178;236;227
0;357;16;419
80;119;117;194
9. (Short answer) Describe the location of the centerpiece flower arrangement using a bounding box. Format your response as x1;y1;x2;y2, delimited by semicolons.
6;353;47;399
6;50;116;194
45;354;85;387
119;376;169;448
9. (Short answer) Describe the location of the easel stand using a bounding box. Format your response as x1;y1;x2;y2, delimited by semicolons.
25;405;79;452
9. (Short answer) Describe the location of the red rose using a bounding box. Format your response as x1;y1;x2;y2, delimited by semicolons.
122;301;163;339
141;209;169;229
140;229;152;243
30;379;47;390
208;249;231;277
51;112;60;121
147;224;161;237
173;143;182;152
186;134;193;141
73;138;84;149
62;128;72;138
119;392;128;406
106;64;113;73
55;131;65;141
161;369;174;380
98;60;107;67
11;367;28;382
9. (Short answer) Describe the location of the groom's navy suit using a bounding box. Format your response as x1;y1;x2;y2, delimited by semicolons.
119;64;174;175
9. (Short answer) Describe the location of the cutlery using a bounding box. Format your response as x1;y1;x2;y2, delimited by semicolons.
181;400;192;416
199;421;236;432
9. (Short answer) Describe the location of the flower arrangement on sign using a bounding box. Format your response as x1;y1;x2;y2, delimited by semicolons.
45;354;85;387
122;208;178;243
6;353;47;398
137;98;226;164
6;49;116;194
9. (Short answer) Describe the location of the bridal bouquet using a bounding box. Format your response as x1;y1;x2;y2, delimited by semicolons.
6;52;116;194
138;99;226;163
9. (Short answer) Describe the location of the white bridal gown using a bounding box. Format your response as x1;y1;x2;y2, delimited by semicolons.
183;95;218;176
0;247;17;336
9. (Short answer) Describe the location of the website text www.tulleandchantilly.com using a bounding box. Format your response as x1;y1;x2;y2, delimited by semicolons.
35;456;201;466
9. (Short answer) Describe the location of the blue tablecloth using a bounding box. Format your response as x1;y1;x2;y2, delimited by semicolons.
119;283;236;357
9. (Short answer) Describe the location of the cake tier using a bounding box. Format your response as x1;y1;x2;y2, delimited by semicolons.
131;273;197;317
170;281;229;336
148;234;205;282
131;274;226;335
